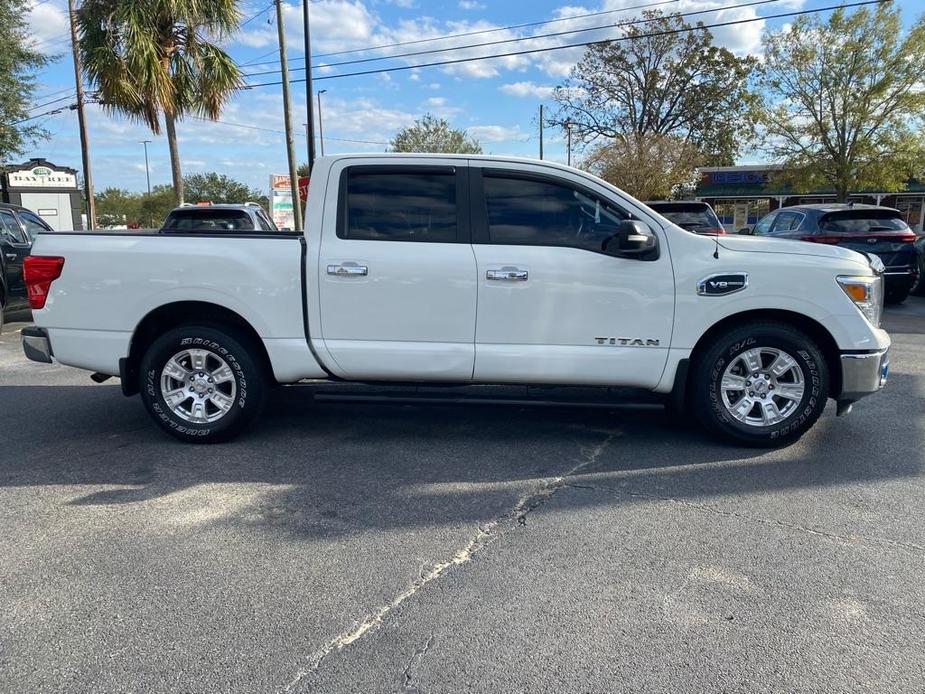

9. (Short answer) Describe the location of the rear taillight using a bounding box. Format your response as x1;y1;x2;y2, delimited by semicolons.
23;256;65;309
802;235;840;244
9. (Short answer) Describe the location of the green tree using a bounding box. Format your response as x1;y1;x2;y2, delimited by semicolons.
96;187;142;227
0;0;50;161
389;114;482;154
582;133;700;201
552;10;757;173
758;5;925;201
77;0;242;205
184;172;262;204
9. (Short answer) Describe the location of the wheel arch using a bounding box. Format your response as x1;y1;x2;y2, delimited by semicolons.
686;309;842;400
121;301;273;396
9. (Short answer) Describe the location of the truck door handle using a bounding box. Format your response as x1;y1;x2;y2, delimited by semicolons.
327;263;368;277
5;253;16;261
486;267;528;281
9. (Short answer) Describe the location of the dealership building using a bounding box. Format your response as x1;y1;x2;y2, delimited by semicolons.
694;165;925;233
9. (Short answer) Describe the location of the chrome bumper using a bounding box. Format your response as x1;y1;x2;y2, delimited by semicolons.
839;348;889;403
21;326;53;364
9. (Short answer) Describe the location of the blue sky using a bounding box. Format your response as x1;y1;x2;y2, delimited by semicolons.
19;0;923;195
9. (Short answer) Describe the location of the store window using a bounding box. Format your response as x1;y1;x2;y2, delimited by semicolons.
712;199;770;230
895;197;924;232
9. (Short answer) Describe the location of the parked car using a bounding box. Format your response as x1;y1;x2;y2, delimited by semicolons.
742;204;918;303
0;203;52;331
644;200;725;235
161;202;278;233
21;154;889;447
911;233;925;297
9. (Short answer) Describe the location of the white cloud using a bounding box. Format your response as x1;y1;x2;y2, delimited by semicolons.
468;124;525;143
459;0;486;9
27;0;69;54
425;97;447;107
499;81;556;100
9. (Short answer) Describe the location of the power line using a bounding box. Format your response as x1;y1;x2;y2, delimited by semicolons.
187;115;389;145
240;1;275;28
27;93;76;112
240;0;682;70
241;0;884;89
242;0;784;78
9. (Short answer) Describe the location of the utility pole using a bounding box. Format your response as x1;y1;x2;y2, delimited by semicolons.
303;0;317;173
317;89;327;156
275;0;302;231
539;104;544;161
68;0;96;230
564;121;572;167
140;140;152;194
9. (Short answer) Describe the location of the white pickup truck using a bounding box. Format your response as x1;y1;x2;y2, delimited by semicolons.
21;154;890;446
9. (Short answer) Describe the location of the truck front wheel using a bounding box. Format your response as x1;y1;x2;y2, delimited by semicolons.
690;322;829;447
138;325;267;443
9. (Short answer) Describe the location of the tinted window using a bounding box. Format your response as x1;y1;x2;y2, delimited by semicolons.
255;209;277;232
17;210;51;240
770;211;804;233
649;203;721;232
483;175;629;252
751;212;775;235
341;170;457;242
163;209;255;232
820;211;909;233
0;210;28;244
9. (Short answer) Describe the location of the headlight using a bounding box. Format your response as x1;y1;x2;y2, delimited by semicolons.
837;275;883;327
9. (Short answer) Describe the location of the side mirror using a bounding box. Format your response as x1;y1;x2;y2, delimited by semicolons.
602;220;658;259
738;227;752;235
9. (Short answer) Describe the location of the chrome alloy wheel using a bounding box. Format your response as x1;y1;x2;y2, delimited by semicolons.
159;348;237;424
720;347;805;427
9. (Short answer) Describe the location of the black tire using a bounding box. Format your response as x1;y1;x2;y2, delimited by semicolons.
139;325;267;443
690;322;829;447
909;259;924;297
885;286;909;304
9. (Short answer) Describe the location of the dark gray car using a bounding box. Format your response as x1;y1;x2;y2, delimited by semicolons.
0;203;54;330
744;203;918;303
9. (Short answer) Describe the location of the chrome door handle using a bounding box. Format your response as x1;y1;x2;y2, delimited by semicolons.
5;253;16;261
327;263;368;277
486;268;528;281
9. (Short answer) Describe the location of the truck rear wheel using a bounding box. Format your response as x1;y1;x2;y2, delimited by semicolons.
139;325;267;443
690;322;829;447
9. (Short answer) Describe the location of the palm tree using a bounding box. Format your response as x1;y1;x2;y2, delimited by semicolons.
77;0;242;204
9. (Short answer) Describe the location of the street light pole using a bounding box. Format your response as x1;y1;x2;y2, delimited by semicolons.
303;0;317;172
317;89;327;157
538;104;544;161
140;140;152;194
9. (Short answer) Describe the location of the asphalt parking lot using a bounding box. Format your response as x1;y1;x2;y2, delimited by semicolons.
1;301;923;693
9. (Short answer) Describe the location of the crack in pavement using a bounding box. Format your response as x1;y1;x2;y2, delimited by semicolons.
401;633;435;693
564;482;925;557
280;431;617;692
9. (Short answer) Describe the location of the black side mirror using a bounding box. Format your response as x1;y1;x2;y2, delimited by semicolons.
602;220;659;259
738;227;752;235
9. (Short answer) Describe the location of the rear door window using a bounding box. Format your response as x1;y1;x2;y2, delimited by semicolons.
340;168;458;242
0;210;28;244
770;211;804;234
17;210;52;240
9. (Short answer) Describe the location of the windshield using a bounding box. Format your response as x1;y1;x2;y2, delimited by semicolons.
819;211;909;233
163;209;255;232
650;204;721;231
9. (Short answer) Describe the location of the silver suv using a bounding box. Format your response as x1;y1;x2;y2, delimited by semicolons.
161;203;279;233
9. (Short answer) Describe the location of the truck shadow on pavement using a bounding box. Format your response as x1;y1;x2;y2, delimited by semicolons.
0;368;921;539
